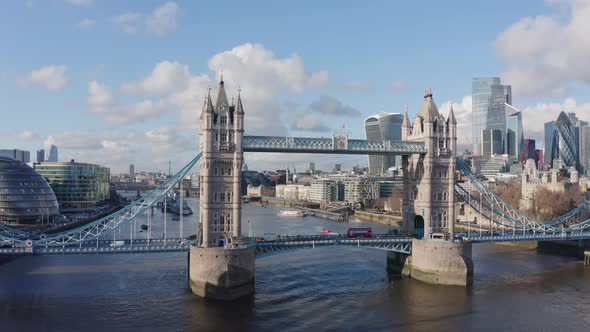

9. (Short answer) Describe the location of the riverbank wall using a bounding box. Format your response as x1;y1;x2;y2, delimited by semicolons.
354;210;401;225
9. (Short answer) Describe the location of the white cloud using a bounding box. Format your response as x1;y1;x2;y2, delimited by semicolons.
88;80;116;111
79;43;329;169
112;13;142;35
19;130;38;141
78;18;96;29
145;2;178;36
19;65;67;91
66;0;93;5
122;61;190;96
112;2;178;36
203;43;328;133
87;81;167;124
437;95;473;146
168;74;211;127
496;0;590;97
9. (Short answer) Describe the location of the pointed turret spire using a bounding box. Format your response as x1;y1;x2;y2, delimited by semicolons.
448;103;457;125
402;105;411;128
419;87;439;122
236;88;244;114
203;87;214;114
215;75;229;113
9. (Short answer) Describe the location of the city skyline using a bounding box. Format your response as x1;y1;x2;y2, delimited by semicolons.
2;1;590;172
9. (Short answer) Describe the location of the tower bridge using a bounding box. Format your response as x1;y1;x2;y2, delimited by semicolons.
2;78;590;300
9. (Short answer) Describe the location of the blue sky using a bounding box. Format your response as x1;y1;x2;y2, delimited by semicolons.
1;0;589;172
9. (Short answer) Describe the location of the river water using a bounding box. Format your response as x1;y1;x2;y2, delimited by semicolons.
1;198;590;331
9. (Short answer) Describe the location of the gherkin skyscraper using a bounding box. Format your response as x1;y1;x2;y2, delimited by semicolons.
551;111;577;169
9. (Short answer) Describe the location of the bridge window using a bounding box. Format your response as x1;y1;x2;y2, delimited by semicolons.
214;167;218;176
226;192;231;201
220;133;227;142
221;115;227;124
229;133;233;141
227;168;232;176
215;134;219;142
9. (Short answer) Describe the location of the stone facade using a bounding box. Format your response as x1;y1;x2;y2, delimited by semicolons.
246;184;275;198
190;77;254;300
198;78;244;247
401;89;457;239
520;158;580;210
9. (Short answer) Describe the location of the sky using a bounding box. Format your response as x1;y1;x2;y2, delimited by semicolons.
2;0;590;173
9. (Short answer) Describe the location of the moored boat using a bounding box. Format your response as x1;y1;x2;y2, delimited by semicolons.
278;210;305;217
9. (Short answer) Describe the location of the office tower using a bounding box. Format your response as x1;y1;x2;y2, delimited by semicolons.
334;163;342;172
47;145;58;162
0;149;30;162
36;149;45;163
566;112;588;173
472;77;512;155
308;162;315;173
129;164;135;176
544;121;555;168
551;111;577;170
481;129;503;157
581;124;590;175
364;112;403;174
505;104;523;161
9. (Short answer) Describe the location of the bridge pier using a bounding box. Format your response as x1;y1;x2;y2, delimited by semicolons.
391;239;473;286
189;245;256;300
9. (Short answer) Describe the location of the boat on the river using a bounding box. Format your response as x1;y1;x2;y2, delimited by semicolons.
278;210;305;217
162;193;193;216
321;228;339;236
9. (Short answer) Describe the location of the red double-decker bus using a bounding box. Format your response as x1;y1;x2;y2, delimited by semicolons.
347;227;372;238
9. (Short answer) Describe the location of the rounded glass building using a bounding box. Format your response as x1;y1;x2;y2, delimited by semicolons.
551;111;577;169
0;156;59;225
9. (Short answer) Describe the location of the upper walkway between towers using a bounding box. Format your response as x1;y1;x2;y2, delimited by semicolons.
242;135;426;155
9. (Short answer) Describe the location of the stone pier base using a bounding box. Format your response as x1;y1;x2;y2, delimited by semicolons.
189;245;255;300
389;239;473;286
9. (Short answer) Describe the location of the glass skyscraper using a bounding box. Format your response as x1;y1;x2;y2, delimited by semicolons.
481;129;503;157
581;125;590;175
364;113;403;174
472;77;512;155
544;121;555;169
47;144;58;162
505;104;523;161
551;112;577;170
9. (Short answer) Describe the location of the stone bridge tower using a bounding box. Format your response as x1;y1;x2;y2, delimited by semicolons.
389;89;473;286
189;76;255;300
401;89;457;239
198;76;244;247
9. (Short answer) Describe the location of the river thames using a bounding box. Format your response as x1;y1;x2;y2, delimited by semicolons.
1;198;590;331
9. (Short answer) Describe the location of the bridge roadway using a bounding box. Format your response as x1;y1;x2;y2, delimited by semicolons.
0;234;413;256
3;231;590;256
